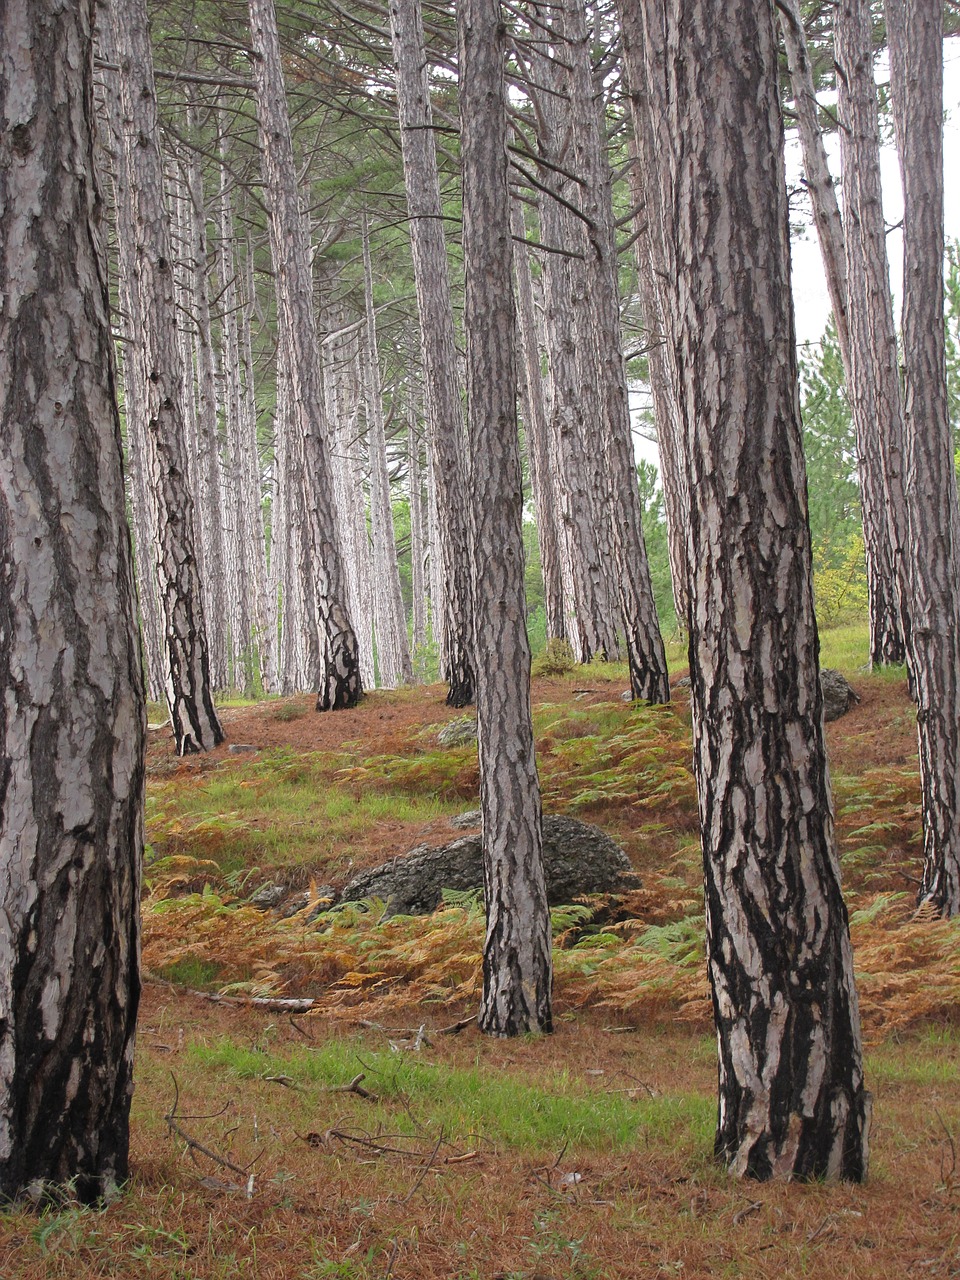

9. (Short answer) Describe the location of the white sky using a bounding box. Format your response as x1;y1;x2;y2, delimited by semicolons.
789;40;960;346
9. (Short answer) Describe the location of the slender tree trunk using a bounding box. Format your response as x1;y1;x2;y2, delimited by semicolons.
181;115;231;689
885;0;960;916
407;395;429;655
564;0;669;701
0;0;144;1200
95;14;166;704
620;0;690;631
634;0;870;1179
388;0;475;706
777;0;850;369
362;219;414;687
247;0;362;710
835;0;910;672
512;203;566;646
460;0;553;1037
111;0;223;753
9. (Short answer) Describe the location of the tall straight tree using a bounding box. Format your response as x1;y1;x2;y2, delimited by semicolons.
782;0;908;669
110;0;223;753
247;0;362;710
460;0;553;1036
630;0;869;1178
0;0;144;1200
388;0;476;706
834;0;911;670
885;0;960;916
563;0;669;702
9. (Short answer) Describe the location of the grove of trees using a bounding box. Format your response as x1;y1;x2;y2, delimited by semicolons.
1;0;958;1201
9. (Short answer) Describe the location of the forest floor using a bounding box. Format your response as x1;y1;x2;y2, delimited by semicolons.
3;633;960;1279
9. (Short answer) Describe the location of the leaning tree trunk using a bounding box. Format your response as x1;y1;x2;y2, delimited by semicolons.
884;0;960;916
777;0;850;368
634;0;870;1179
0;0;145;1201
388;0;475;707
460;0;553;1037
247;0;362;710
111;0;223;754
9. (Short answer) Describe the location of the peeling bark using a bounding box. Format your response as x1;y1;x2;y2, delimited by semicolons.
0;0;144;1201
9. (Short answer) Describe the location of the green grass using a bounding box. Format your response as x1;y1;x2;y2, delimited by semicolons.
182;1038;715;1155
147;748;459;879
817;621;871;673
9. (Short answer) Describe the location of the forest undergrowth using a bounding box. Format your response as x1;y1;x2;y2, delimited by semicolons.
3;626;959;1279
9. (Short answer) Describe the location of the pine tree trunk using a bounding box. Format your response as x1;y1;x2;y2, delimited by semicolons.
512;204;566;647
407;398;429;655
362;220;414;687
460;0;553;1037
777;0;850;368
620;0;690;629
827;0;910;670
95;13;166;704
247;0;362;711
0;0;144;1201
564;0;669;701
636;0;870;1179
388;0;475;707
538;176;619;661
110;0;223;753
180;117;231;688
885;0;960;916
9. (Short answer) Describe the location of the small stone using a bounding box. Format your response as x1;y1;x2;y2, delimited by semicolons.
279;891;311;918
673;676;692;690
229;744;259;753
249;883;287;910
620;690;632;702
437;715;478;747
449;809;482;830
305;887;339;923
821;668;860;722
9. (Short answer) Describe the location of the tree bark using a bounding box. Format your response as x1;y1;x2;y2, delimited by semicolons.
0;0;144;1200
361;219;414;688
885;0;960;916
826;0;910;669
459;0;553;1037
511;202;566;647
563;0;669;701
110;0;224;753
388;0;475;707
634;0;870;1180
247;0;362;711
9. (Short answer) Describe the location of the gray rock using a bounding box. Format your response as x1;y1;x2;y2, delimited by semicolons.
449;809;482;830
437;715;478;747
821;668;860;722
229;743;259;753
620;690;633;703
339;815;638;916
279;885;338;918
249;883;287;910
673;675;692;691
